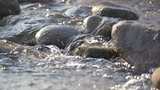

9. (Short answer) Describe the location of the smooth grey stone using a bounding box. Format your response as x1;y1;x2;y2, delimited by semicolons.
35;25;80;49
64;6;91;17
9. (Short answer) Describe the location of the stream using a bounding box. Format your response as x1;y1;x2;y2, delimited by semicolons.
0;0;159;90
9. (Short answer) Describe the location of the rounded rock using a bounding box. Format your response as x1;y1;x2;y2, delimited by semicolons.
151;68;160;89
64;6;92;17
92;17;119;39
83;15;119;39
83;15;102;33
35;25;80;49
112;20;160;73
92;4;139;20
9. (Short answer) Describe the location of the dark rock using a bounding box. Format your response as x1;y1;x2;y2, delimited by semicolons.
92;4;139;20
83;15;119;39
151;67;160;89
111;20;160;72
91;17;119;39
35;25;80;49
83;15;102;33
0;0;20;18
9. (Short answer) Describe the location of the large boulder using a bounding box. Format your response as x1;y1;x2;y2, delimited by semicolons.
35;25;80;49
0;0;20;18
111;21;160;72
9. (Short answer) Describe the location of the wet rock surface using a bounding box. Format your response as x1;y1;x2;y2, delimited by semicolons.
0;0;159;90
7;26;42;45
64;6;92;17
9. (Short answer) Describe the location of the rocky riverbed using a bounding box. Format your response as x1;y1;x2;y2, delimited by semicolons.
0;0;159;90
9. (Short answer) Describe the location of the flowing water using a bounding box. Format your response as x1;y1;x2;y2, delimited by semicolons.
0;0;159;90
